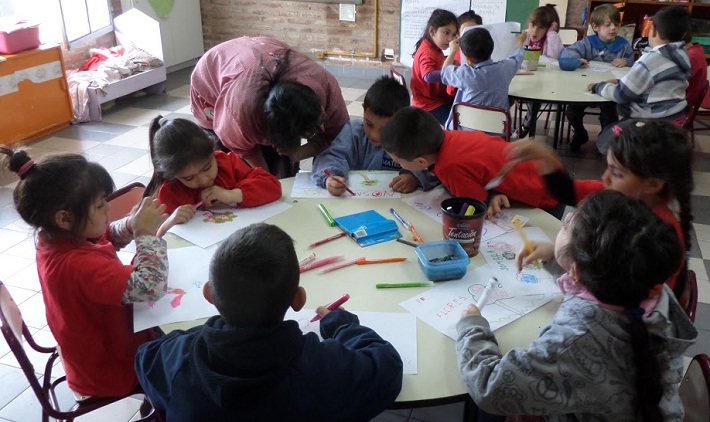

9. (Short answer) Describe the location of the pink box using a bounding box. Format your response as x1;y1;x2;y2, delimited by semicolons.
0;21;40;55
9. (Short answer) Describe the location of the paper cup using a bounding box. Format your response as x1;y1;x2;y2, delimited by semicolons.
441;198;487;257
523;48;541;71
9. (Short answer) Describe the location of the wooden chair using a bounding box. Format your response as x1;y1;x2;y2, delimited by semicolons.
558;27;584;46
0;281;156;422
107;182;146;223
679;353;710;422
452;102;512;142
390;66;407;88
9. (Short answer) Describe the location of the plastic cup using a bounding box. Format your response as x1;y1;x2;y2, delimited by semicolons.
523;48;541;71
441;197;487;257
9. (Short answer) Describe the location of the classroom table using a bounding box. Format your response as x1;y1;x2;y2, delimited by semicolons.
509;60;625;148
161;178;563;418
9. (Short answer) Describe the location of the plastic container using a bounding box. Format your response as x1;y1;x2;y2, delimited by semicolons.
415;240;470;281
0;20;40;55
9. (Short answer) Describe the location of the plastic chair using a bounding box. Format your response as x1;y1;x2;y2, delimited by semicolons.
558;27;584;46
0;281;156;422
390;66;407;88
107;182;146;223
452;102;512;142
679;353;710;422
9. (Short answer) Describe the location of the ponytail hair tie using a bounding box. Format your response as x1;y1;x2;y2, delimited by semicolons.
611;125;623;136
624;307;644;322
16;159;35;178
158;117;169;126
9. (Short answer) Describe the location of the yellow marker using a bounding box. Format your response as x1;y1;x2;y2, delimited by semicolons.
464;205;475;216
512;216;540;269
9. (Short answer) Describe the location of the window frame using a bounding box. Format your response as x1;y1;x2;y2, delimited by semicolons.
58;0;114;49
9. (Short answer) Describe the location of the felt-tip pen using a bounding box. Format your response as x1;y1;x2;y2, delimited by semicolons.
318;203;336;226
310;293;350;322
376;282;432;288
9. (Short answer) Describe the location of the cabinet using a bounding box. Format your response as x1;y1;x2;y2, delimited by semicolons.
0;45;73;145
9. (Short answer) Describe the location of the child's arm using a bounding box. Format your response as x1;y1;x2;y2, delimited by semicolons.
311;121;362;189
396;169;440;192
590;60;651;103
620;41;635;67
442;39;460;69
390;173;419;193
156;205;198;238
543;28;564;59
515;241;555;271
218;154;282;208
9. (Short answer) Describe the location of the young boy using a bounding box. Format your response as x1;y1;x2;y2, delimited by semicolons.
135;223;403;421
445;10;483;98
441;27;526;130
312;76;439;196
562;4;634;151
590;6;691;153
380;106;563;219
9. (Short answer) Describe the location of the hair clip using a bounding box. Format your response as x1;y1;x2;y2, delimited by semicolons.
611;125;623;136
16;159;35;178
635;121;645;128
158;117;169;126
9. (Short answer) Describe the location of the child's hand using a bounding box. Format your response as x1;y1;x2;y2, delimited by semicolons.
516;30;527;46
548;22;558;32
461;304;481;317
579;58;589;67
612;58;626;67
326;175;348;196
156;205;196;237
587;82;596;92
515;241;554;272
506;139;559;174
486;194;510;219
130;197;168;237
315;304;345;319
390;174;418;193
201;186;242;207
606;78;619;84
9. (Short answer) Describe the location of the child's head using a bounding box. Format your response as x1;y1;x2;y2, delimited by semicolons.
459;28;494;64
651;6;690;45
362;76;410;146
206;223;302;327
414;9;458;54
1;147;114;239
458;9;482;33
590;4;621;43
380;106;444;171
527;4;559;44
146;116;217;195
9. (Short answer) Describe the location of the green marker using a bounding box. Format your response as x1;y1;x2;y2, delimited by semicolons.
376;282;432;289
318;203;336;227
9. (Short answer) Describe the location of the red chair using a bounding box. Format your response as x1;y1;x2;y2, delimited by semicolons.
390;66;407;88
107;182;146;223
684;80;710;146
679;353;710;422
675;269;698;323
0;281;156;422
452;102;513;142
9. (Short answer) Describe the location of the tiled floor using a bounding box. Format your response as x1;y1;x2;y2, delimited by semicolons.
0;64;708;421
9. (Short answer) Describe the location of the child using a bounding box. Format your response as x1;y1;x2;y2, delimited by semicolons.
441;28;527;130
458;190;697;420
380;106;563;219
590;6;691;153
145;116;282;235
135;223;403;420
0;147;169;398
509;120;692;291
519;4;564;138
410;8;458;126
312;77;439;195
445;9;483;98
561;3;634;151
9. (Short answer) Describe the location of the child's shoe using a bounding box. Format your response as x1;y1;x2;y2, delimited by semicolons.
569;131;589;152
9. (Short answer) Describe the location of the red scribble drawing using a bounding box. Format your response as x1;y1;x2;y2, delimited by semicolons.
148;287;187;308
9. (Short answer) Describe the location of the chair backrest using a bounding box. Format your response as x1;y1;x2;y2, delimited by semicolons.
687;81;710;128
107;182;146;223
558;27;583;46
676;269;698;322
390;66;407;88
679;353;710;422
452;102;512;142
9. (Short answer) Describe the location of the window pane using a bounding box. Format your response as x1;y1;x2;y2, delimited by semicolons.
86;0;110;32
60;0;90;42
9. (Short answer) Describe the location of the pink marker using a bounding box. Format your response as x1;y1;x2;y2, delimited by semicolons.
299;255;344;273
310;293;350;322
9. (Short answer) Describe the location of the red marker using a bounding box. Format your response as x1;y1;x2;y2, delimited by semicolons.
323;169;356;196
311;293;350;322
307;231;347;249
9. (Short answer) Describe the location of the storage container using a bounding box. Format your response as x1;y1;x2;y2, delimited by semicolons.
415;240;470;281
0;21;40;55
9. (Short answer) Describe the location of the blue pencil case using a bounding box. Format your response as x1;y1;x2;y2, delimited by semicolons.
334;210;401;247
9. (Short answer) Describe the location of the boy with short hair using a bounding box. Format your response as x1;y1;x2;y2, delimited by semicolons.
135;223;403;421
441;27;526;130
380;107;563;219
590;6;691;153
561;3;634;151
312;76;439;196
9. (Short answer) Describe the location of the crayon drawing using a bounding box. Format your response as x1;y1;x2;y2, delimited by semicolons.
400;265;558;340
284;308;418;374
291;171;402;199
133;246;218;332
169;201;292;248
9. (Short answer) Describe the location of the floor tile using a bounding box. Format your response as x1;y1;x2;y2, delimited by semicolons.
347;101;364;117
341;87;368;101
0;255;33;281
3;285;37;307
691;195;710;225
74;397;143;422
103;127;151;149
0;364;28;410
126;94;189;112
0;229;28;254
114;154;152;176
100;107;172;126
3;262;41;292
167;85;190;98
15;294;47;330
0;328;55;373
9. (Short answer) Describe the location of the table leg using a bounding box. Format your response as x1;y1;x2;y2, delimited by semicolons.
552;106;562;149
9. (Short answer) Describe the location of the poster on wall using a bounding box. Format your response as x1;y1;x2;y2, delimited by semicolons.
399;0;508;68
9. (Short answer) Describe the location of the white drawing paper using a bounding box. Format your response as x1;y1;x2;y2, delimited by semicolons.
291;171;401;199
133;246;218;332
168;201;292;248
284;308;418;374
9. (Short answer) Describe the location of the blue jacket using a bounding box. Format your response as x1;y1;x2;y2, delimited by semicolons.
135;310;403;422
560;35;634;65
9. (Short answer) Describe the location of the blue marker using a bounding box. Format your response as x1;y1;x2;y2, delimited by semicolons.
390;208;410;229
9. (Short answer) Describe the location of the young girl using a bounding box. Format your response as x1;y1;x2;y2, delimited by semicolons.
509;120;692;291
0;147;169;398
145;116;282;235
458;191;697;421
410;8;458;126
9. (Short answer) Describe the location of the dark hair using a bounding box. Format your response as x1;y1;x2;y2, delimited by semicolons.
1;147;114;239
362;76;411;117
145;116;216;196
458;10;482;27
208;223;299;327
529;4;558;29
564;190;682;422
590;3;621;27
652;6;690;42
460;27;494;62
413;9;458;56
264;81;322;149
380;107;444;160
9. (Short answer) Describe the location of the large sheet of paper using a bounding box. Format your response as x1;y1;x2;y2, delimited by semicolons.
168;201;292;248
133;246;217;332
284;309;418;374
472;0;508;27
291;171;401;199
400;264;556;340
475;21;521;62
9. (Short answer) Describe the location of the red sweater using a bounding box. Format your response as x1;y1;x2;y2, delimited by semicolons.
157;151;282;214
431;130;558;210
411;39;454;111
36;235;154;396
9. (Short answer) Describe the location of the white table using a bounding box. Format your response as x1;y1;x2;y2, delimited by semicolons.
162;179;563;415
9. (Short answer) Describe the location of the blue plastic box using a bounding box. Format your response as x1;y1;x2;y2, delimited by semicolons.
415;240;470;281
